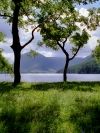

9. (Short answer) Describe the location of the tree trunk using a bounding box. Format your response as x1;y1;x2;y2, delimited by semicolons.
11;43;22;83
63;57;69;82
11;1;22;83
13;47;21;83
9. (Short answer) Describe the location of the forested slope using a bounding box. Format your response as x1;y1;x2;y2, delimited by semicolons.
57;59;100;74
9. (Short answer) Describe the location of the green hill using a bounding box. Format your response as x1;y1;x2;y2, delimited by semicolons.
57;59;100;74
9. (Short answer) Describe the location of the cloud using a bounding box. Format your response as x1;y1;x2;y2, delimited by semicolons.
79;8;89;17
2;52;14;63
39;50;54;57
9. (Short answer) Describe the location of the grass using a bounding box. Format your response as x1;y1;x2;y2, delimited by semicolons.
0;82;100;133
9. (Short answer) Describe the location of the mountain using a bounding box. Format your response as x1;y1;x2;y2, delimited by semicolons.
20;52;64;73
20;52;87;73
57;55;94;73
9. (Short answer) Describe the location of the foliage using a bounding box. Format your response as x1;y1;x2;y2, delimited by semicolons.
0;50;13;74
92;40;100;62
0;82;100;132
0;32;6;42
86;7;100;62
87;7;100;30
0;32;13;74
27;49;38;58
37;0;90;57
0;0;37;28
70;29;90;55
68;59;100;73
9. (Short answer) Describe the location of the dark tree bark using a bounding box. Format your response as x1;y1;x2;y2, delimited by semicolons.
11;45;22;83
10;1;22;84
57;41;70;82
63;56;69;82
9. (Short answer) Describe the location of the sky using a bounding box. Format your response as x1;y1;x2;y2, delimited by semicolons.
0;0;100;63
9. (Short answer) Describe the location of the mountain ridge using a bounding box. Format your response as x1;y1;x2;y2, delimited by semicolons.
20;52;92;73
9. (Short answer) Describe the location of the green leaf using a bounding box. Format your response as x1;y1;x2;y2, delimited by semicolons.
92;40;100;62
27;49;38;58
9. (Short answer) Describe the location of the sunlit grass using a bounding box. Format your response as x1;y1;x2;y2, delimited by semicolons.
0;82;100;133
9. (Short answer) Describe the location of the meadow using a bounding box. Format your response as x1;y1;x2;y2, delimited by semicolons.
0;82;100;133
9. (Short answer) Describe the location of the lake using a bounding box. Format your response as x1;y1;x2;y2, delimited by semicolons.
0;74;100;82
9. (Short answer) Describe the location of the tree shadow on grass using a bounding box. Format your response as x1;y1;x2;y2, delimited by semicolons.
0;98;60;133
31;82;80;91
0;82;33;94
0;82;26;95
0;82;14;94
69;97;100;133
31;82;100;92
0;81;99;94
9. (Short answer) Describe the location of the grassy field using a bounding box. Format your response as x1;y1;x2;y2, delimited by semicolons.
0;82;100;133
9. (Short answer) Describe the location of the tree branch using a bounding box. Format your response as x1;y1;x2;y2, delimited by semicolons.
63;38;67;44
0;13;13;18
63;38;67;48
57;41;63;49
69;40;83;60
57;41;69;56
21;25;40;50
35;45;43;51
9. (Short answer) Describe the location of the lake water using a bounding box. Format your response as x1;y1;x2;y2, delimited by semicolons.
0;74;100;82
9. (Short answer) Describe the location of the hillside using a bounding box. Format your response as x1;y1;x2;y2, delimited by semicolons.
20;52;86;73
20;52;65;73
68;59;100;74
57;58;100;74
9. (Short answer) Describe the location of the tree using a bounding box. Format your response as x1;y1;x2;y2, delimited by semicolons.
37;0;90;81
0;0;40;83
